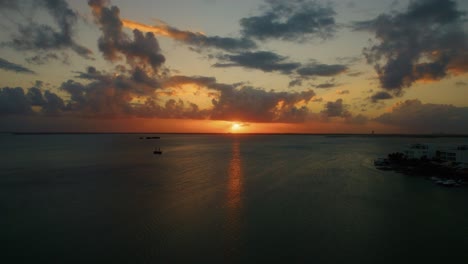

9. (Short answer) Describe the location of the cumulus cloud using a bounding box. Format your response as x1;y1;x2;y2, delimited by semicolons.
321;98;368;124
321;99;351;118
0;58;35;74
88;0;165;72
355;0;468;94
240;0;337;41
374;99;468;133
164;75;317;122
0;86;65;115
0;0;92;60
60;65;162;117
122;19;257;52
55;71;319;122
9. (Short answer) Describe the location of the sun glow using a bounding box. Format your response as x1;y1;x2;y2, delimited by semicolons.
231;123;241;132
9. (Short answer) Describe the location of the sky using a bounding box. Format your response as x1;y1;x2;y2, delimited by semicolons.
0;0;467;133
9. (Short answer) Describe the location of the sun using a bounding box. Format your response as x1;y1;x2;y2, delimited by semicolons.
231;123;241;132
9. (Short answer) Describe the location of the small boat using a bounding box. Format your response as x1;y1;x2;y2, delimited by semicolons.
154;147;162;155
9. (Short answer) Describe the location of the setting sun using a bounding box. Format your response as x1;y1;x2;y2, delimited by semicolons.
231;123;241;132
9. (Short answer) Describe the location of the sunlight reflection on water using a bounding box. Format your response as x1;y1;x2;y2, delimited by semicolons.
225;140;243;258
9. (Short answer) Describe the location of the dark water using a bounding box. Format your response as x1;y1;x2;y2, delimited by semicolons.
1;134;468;263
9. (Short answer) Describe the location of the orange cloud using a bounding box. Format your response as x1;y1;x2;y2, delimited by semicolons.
121;19;198;40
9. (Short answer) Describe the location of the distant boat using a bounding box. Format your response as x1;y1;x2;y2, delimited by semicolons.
154;147;162;155
146;136;160;139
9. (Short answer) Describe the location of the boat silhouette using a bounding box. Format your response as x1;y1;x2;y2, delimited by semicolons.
154;147;162;155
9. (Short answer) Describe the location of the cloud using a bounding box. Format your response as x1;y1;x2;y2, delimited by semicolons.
0;0;92;60
240;0;337;41
60;65;162;116
0;86;65;115
370;91;393;102
213;51;300;74
455;81;467;86
122;19;257;52
297;63;347;77
355;0;468;93
88;0;165;72
374;99;468;133
213;51;348;78
0;58;35;74
320;98;368;124
315;82;337;89
336;89;350;95
57;71;319;122
163;75;316;122
288;79;302;88
321;98;351;118
25;53;69;65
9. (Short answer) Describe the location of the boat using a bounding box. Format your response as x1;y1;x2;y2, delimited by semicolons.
154;147;162;155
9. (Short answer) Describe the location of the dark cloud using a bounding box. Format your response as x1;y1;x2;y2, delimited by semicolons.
0;87;33;115
61;65;162;116
355;0;468;93
213;51;348;78
321;99;351;118
0;0;92;60
374;99;468;133
0;57;35;74
315;82;338;89
122;19;257;52
213;51;300;74
370;91;393;102
0;86;65;115
288;79;302;88
42;90;65;115
88;0;165;72
240;0;336;41
297;63;347;77
320;98;368;124
27;87;46;106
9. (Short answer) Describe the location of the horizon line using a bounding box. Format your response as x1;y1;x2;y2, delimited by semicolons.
4;132;468;137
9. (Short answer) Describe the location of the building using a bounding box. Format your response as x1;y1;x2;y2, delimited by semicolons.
436;145;468;166
403;143;436;160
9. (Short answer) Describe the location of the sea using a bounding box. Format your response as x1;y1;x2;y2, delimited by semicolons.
1;133;468;263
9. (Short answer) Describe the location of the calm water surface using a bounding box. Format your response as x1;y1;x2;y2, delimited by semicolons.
1;134;468;263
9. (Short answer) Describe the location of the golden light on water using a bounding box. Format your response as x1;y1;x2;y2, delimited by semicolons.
224;140;243;256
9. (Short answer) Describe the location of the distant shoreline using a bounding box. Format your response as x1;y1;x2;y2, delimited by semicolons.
4;132;468;137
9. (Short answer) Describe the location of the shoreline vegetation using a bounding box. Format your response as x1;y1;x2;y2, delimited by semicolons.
375;153;468;187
